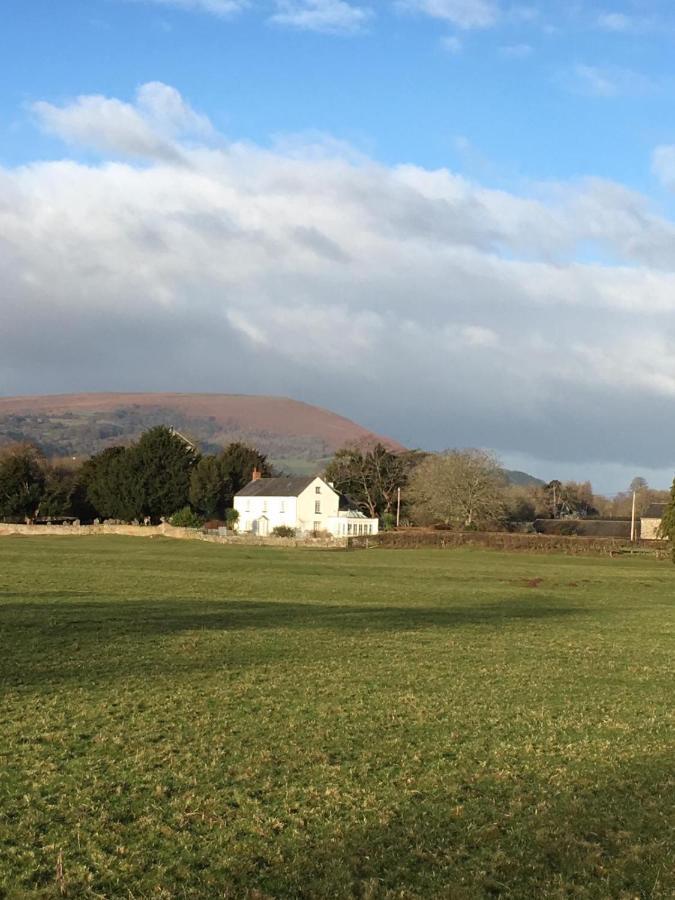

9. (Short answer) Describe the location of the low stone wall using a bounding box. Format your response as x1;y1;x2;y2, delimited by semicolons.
0;522;163;538
0;522;345;549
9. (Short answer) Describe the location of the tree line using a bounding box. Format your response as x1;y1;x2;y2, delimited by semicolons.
1;429;674;545
326;445;672;532
0;427;270;524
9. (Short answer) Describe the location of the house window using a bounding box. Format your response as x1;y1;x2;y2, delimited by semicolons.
280;500;286;513
347;523;352;534
313;521;321;534
262;500;268;513
315;485;321;494
245;500;251;513
315;501;321;514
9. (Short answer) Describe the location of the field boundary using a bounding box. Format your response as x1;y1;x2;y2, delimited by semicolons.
0;522;346;549
3;523;670;558
349;529;671;558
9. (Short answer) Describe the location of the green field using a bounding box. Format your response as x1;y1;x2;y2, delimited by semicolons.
0;538;673;899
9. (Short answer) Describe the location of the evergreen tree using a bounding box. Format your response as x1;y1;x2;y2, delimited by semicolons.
39;462;97;521
0;445;45;520
190;455;226;518
39;464;78;517
132;426;199;521
218;443;272;507
659;477;675;561
82;446;143;521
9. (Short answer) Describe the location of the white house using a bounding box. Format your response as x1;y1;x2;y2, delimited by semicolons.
234;472;379;538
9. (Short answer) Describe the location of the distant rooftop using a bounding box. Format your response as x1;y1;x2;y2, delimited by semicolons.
643;503;668;519
236;476;318;497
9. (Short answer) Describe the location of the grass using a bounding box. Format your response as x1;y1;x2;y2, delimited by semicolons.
0;537;673;899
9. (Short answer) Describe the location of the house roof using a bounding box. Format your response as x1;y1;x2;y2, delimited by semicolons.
236;476;317;498
643;503;668;519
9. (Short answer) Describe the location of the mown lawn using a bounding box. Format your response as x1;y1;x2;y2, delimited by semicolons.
0;537;673;899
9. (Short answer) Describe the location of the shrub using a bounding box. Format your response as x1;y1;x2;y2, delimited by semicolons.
169;507;204;529
558;521;580;536
272;525;296;538
225;508;239;528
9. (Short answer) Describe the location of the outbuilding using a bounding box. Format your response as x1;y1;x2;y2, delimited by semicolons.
641;503;667;541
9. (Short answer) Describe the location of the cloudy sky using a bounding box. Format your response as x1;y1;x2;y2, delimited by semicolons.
3;1;675;492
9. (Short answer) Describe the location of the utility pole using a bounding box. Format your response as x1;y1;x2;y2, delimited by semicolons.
630;490;637;543
396;487;401;528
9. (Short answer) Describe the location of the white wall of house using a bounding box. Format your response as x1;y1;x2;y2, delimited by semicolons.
234;495;298;535
296;477;339;534
234;477;340;536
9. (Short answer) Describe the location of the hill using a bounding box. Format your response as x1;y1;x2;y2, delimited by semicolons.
0;393;404;473
503;469;546;488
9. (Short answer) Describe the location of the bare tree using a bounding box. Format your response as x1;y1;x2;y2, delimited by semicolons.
407;449;505;529
325;443;421;519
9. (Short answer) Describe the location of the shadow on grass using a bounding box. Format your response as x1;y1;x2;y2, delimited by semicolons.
8;752;669;898
225;755;675;899
0;593;584;636
1;595;587;687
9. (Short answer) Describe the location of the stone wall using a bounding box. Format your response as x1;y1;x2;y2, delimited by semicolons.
0;522;346;549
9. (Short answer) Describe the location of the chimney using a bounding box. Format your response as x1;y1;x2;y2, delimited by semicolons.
252;467;262;482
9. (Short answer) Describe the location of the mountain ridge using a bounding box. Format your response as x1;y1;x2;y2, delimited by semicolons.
0;392;404;473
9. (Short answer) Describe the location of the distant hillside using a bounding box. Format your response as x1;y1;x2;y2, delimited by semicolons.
503;469;546;488
0;393;404;474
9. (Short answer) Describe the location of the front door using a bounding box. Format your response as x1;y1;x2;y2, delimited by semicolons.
257;516;269;537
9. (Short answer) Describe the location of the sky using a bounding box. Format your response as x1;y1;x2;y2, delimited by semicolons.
3;0;675;493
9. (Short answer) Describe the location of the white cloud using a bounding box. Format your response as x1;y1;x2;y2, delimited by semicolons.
499;43;532;58
652;145;675;189
131;0;248;16
399;0;500;29
269;0;372;33
572;64;619;97
460;325;499;347
441;34;463;53
596;11;657;34
32;82;213;160
507;5;537;23
6;84;675;476
597;11;633;32
567;64;653;98
135;82;214;136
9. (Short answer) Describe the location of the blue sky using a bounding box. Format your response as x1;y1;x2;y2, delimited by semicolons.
5;0;675;187
3;0;675;492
